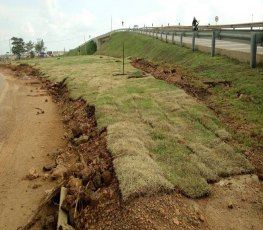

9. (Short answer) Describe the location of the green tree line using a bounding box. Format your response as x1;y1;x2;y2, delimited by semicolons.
11;37;46;59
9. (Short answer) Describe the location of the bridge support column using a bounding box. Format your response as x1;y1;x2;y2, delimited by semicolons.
166;33;168;43
250;33;257;68
211;31;216;57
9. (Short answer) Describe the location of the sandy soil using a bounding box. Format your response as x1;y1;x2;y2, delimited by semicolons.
0;68;65;230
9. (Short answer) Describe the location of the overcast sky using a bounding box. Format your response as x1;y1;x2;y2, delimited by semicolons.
0;0;262;53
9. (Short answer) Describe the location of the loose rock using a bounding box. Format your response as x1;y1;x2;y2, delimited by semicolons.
43;163;56;172
227;201;234;209
173;217;180;225
199;214;205;222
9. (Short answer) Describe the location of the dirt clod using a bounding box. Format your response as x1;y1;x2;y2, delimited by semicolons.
50;164;68;180
27;168;40;180
80;168;92;185
68;176;82;190
173;217;180;225
92;171;102;189
71;125;83;138
73;135;90;145
101;170;113;186
227;201;234;209
43;163;56;172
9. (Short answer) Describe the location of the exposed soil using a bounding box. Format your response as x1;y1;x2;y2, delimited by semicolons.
131;58;263;180
39;70;209;230
131;58;211;101
0;65;65;229
0;63;262;230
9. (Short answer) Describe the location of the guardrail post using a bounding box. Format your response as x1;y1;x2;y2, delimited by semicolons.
250;33;257;68
192;32;196;52
180;33;183;47
211;31;216;57
166;32;168;43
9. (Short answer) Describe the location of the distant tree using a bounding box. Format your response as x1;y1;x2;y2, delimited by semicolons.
11;37;25;59
25;40;35;58
35;39;46;54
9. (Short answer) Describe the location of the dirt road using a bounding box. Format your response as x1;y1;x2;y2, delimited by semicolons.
0;69;65;229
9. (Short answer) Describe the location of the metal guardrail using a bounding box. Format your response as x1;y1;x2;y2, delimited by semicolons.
141;22;263;32
132;22;263;68
75;22;263;67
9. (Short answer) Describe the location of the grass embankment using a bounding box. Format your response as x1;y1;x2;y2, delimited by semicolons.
24;56;252;199
67;40;97;56
99;32;263;160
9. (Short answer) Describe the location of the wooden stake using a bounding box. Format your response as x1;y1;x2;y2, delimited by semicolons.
57;187;68;230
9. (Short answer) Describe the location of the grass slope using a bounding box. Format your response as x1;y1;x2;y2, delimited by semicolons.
99;32;263;151
24;55;252;199
67;40;97;56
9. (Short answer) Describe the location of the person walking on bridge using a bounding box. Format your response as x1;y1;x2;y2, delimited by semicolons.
192;17;198;31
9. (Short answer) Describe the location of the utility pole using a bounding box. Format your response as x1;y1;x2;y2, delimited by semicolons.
9;39;11;54
111;16;112;32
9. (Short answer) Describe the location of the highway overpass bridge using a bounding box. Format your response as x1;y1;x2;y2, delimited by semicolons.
85;22;263;67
